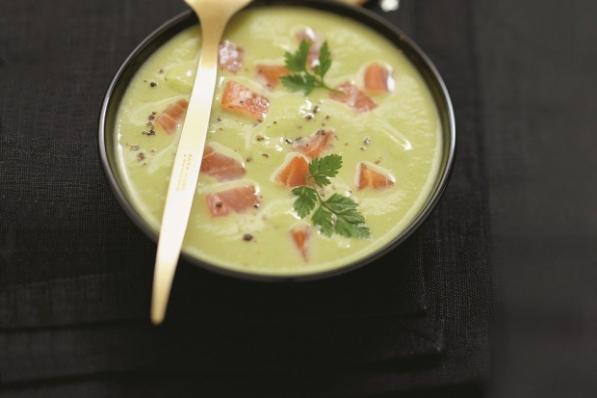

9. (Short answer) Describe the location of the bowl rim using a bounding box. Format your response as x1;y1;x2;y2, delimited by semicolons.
98;0;456;282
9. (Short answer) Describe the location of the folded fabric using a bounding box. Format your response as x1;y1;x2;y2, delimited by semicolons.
0;314;443;384
0;238;428;329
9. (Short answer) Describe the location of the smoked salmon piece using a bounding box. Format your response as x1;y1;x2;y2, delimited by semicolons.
205;185;260;217
330;82;377;113
221;80;270;122
364;63;394;94
275;155;310;188
218;40;244;73
256;64;289;88
154;99;188;134
295;27;318;43
295;27;321;69
293;129;334;159
290;226;311;261
201;145;246;181
357;162;395;190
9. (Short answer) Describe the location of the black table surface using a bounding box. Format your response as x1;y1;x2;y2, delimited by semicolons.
1;0;596;397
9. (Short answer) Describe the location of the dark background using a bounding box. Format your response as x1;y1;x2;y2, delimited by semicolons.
1;0;596;397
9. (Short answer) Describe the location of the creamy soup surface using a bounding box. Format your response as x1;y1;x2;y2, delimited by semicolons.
115;6;443;276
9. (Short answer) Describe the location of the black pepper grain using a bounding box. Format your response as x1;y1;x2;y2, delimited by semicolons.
243;233;254;241
256;135;265;142
261;153;269;158
150;81;157;87
137;152;145;161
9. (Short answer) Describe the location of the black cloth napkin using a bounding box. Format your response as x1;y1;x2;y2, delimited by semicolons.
0;0;491;396
0;236;429;329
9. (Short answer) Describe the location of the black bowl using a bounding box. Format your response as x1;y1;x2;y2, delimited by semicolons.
98;0;456;282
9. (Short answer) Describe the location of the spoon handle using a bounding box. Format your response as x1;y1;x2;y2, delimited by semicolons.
151;19;226;325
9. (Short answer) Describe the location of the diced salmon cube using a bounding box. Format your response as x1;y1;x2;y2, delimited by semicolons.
364;63;395;94
221;81;270;122
201;145;246;181
330;82;377;113
295;27;321;69
293;129;334;159
291;226;311;261
256;64;289;88
218;40;244;73
205;185;260;217
296;27;318;43
154;99;188;134
275;154;310;188
356;162;395;190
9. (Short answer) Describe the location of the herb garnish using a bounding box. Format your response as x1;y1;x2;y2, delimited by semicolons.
281;40;335;95
292;154;370;239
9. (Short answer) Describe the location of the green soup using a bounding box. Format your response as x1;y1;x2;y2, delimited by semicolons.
114;6;443;277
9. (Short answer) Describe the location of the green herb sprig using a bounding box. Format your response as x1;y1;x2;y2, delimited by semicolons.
281;40;335;95
292;155;370;239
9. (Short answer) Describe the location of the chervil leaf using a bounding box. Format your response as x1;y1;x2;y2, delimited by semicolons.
302;74;318;95
324;194;363;220
284;40;310;72
282;73;318;95
334;216;371;239
292;186;318;218
281;74;308;92
287;154;370;240
313;41;331;78
311;205;334;237
281;40;334;96
309;154;342;187
324;194;370;238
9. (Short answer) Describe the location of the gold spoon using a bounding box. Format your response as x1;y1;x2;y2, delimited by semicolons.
151;0;252;325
